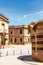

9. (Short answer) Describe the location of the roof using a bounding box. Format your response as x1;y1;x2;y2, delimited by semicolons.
33;19;43;31
0;14;9;23
9;25;15;29
9;25;28;29
30;22;35;25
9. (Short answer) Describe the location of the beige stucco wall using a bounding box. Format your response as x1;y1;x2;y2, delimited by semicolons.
24;28;30;43
0;18;9;45
0;19;8;33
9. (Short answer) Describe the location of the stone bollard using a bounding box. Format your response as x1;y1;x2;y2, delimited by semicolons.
13;50;15;55
20;49;22;54
6;50;8;56
0;51;1;57
28;49;29;54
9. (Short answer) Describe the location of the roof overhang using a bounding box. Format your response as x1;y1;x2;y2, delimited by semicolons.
0;14;9;23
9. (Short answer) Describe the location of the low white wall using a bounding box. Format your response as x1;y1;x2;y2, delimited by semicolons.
0;44;32;57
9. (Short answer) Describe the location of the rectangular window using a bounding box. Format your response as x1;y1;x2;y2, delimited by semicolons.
37;35;43;38
20;38;22;42
37;41;41;44
20;29;22;34
37;41;43;44
32;47;35;50
31;36;35;39
42;41;43;44
15;38;16;42
32;42;35;44
10;30;12;34
37;47;43;50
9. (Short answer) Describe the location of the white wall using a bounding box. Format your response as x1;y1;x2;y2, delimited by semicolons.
0;44;32;57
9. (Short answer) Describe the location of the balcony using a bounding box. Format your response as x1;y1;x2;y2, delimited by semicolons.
0;29;8;34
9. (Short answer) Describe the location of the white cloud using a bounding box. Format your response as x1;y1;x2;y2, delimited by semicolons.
24;14;28;18
17;14;28;21
17;11;43;21
33;11;43;15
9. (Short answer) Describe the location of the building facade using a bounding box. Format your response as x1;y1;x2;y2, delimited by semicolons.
0;14;9;47
31;20;43;62
9;25;30;45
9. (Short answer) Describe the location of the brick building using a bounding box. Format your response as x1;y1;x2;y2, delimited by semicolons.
31;20;43;62
9;25;30;45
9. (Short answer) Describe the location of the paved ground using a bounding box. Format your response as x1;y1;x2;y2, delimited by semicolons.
0;55;43;65
18;55;43;65
0;55;29;65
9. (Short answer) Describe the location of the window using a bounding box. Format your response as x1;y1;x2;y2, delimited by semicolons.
42;41;43;44
37;41;43;44
20;29;22;34
37;41;41;44
41;48;43;50
32;47;35;50
20;38;22;42
37;47;43;50
10;30;12;34
32;42;35;44
37;48;40;50
31;36;35;39
37;35;43;38
15;38;16;42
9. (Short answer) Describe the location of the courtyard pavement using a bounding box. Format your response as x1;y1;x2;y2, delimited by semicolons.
18;55;43;65
0;55;43;65
0;44;43;65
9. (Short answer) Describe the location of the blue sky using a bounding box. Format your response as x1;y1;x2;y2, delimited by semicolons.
0;0;43;25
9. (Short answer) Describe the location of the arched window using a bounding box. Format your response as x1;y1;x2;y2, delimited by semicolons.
10;30;12;34
15;38;16;42
20;29;22;34
20;38;22;42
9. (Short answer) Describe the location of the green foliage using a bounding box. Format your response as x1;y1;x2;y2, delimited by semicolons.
1;37;7;45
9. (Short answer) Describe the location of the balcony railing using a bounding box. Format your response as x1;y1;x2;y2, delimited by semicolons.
0;29;8;33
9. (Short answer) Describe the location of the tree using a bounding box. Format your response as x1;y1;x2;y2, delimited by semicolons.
1;37;7;49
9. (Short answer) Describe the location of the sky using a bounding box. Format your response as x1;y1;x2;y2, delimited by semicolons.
0;0;43;25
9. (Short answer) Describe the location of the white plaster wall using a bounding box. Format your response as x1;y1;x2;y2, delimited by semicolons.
0;19;9;44
0;44;32;56
0;19;9;33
